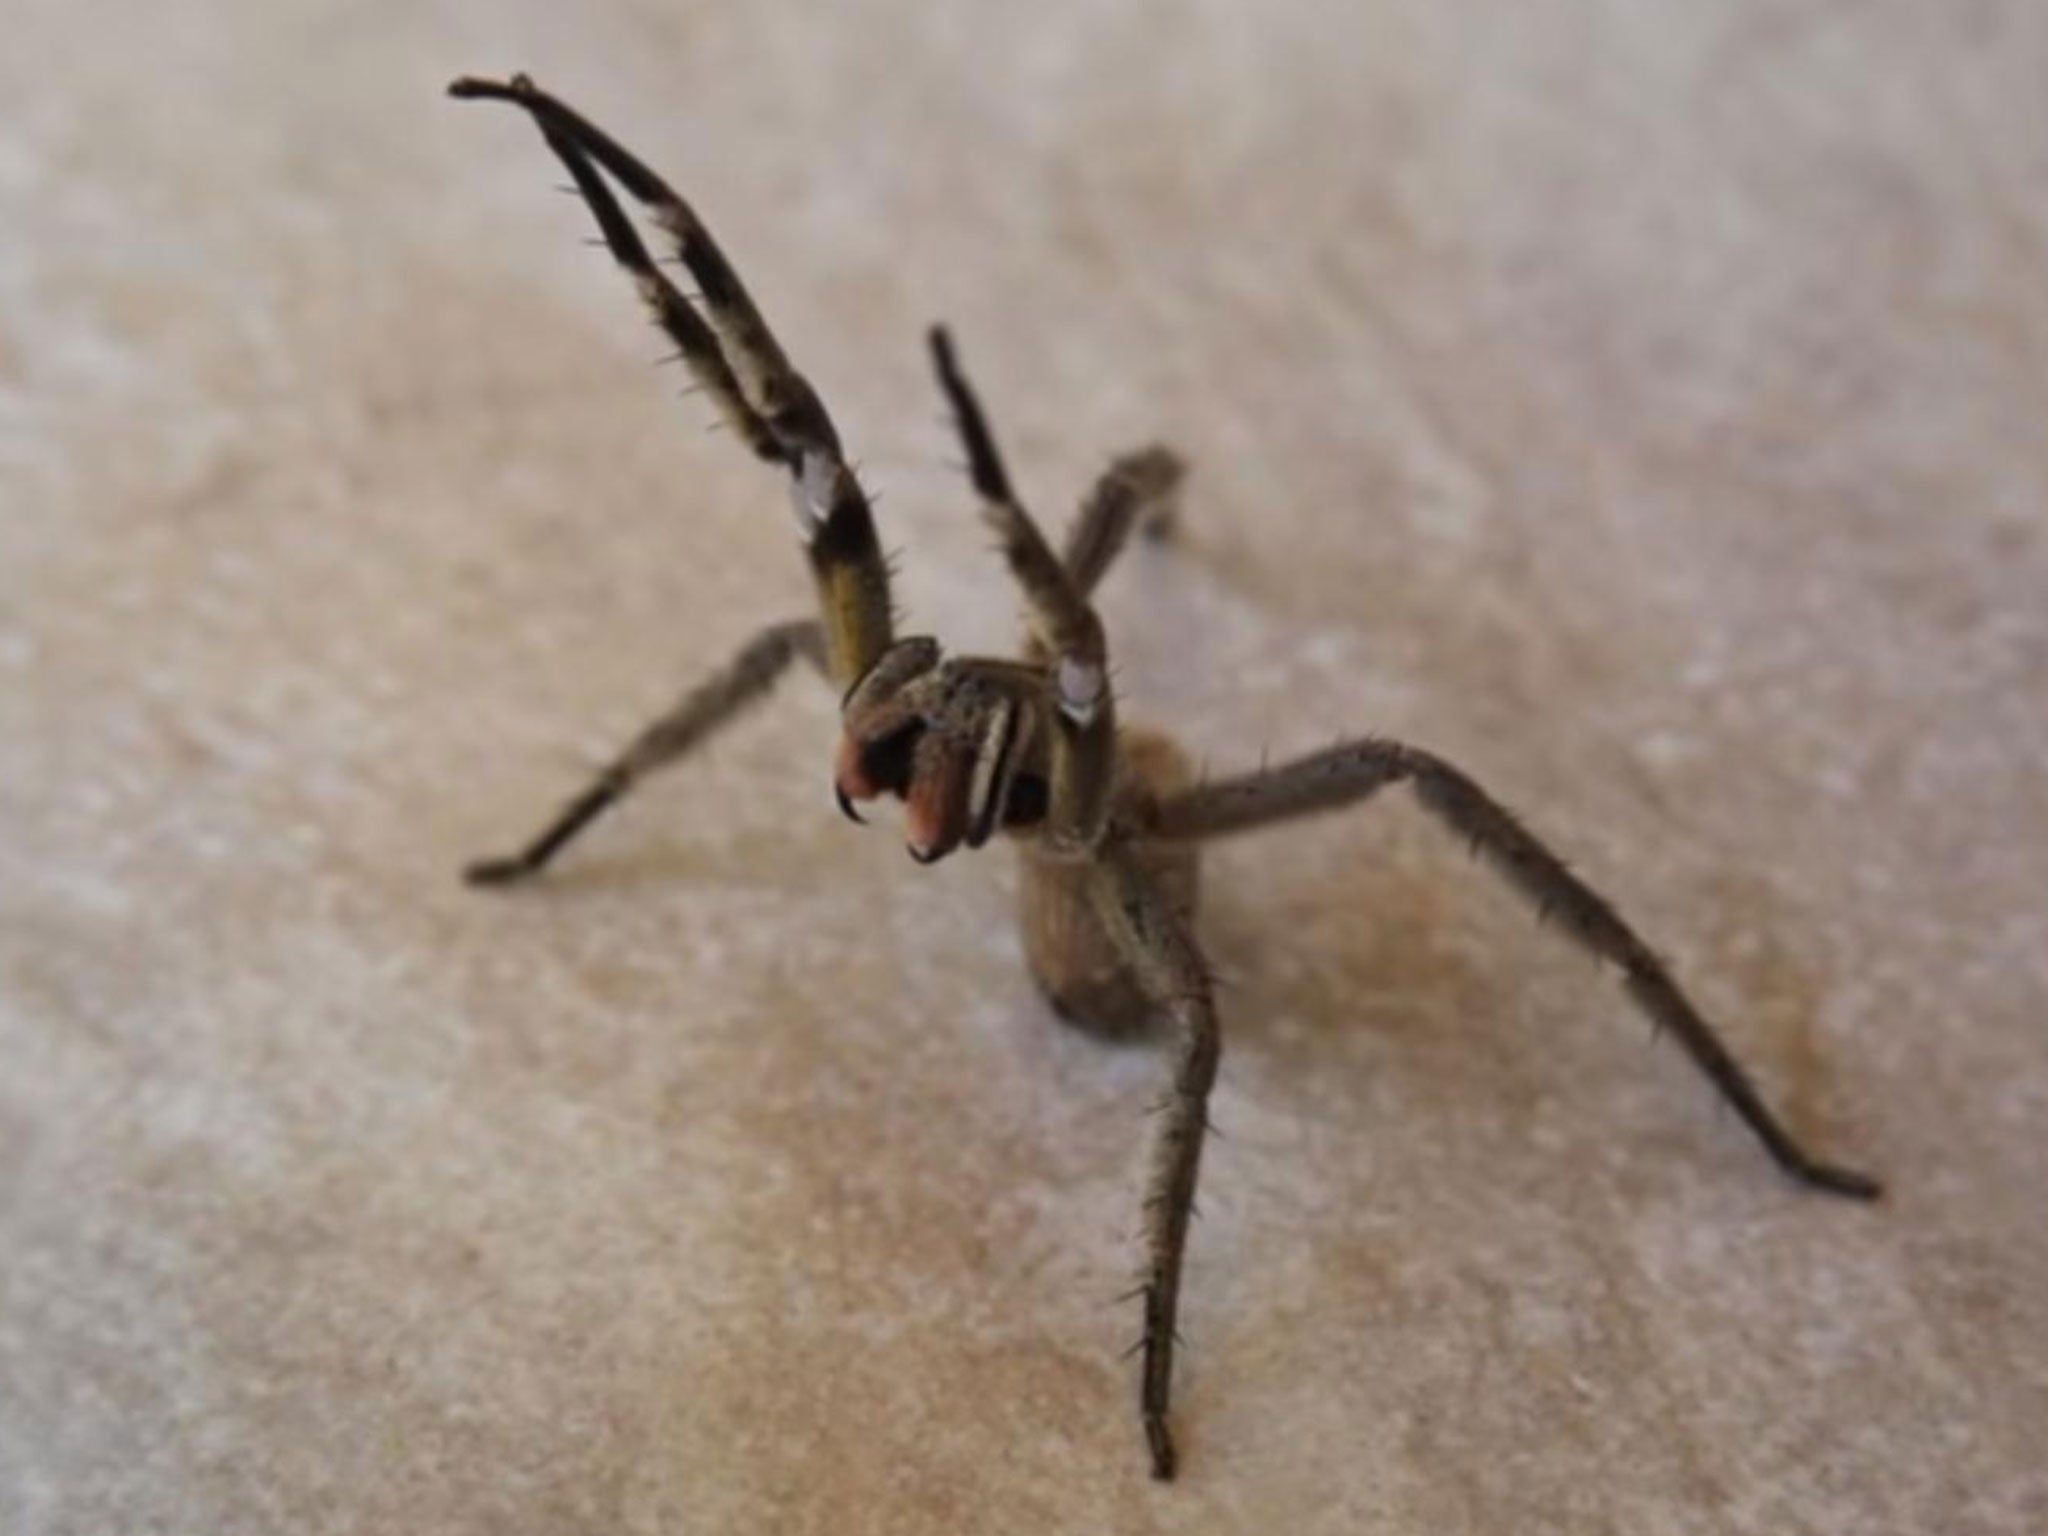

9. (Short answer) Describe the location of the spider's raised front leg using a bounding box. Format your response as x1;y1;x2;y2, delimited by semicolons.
929;326;1118;852
449;76;894;688
465;619;825;885
451;75;898;880
1146;738;1882;1198
1087;839;1223;1481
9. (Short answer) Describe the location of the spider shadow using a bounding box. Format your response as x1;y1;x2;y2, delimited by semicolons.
1185;835;1608;1126
1182;829;1853;1196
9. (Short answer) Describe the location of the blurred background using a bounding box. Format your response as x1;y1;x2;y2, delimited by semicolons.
3;3;2044;1532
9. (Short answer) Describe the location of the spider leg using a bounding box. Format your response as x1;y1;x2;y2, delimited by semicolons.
454;77;816;445
448;75;893;688
1061;445;1186;601
465;619;825;885
1017;445;1186;671
1089;840;1222;1481
928;325;1116;851
1146;737;1883;1199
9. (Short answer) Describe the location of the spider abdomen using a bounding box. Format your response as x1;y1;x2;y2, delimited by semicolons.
1019;727;1199;1034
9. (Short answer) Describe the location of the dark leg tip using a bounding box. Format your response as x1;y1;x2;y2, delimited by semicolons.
463;854;539;888
446;74;535;104
1131;445;1187;542
1145;1416;1177;1481
1794;1160;1884;1201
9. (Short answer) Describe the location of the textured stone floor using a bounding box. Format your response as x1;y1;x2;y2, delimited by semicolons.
4;3;2045;1532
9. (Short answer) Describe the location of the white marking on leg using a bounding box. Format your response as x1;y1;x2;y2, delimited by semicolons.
1057;656;1105;726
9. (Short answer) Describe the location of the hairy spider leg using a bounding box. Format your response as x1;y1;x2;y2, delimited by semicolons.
464;620;825;885
1087;839;1223;1480
1146;736;1883;1199
448;74;893;689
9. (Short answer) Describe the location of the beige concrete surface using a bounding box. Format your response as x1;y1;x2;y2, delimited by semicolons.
5;2;2046;1532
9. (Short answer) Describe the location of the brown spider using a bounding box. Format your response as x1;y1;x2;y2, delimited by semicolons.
449;74;1881;1481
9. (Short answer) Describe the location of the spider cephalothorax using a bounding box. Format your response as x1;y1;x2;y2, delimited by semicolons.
451;74;1881;1481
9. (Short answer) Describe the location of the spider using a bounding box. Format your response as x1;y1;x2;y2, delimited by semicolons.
448;74;1882;1481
